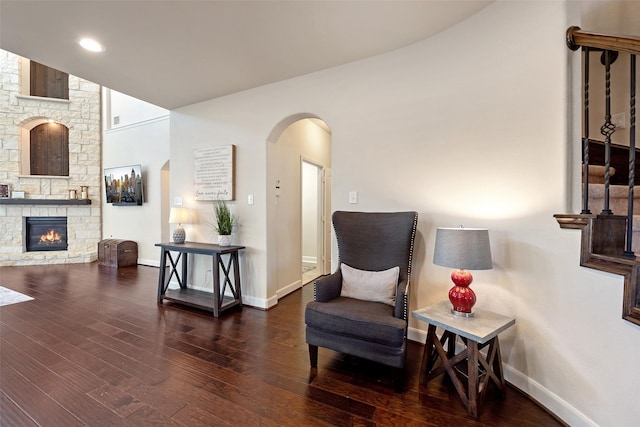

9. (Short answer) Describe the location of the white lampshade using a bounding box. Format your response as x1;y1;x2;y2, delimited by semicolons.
169;207;192;244
169;207;191;225
433;227;492;270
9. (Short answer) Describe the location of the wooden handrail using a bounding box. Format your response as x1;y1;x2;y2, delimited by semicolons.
567;26;640;55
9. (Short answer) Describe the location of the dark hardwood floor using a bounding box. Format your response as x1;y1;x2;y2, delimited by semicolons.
0;263;564;426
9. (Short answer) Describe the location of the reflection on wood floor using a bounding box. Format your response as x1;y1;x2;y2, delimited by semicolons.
0;263;563;426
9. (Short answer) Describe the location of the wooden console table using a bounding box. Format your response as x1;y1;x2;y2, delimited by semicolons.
412;301;515;418
155;241;245;317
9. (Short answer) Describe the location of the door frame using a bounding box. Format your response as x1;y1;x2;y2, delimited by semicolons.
301;158;329;277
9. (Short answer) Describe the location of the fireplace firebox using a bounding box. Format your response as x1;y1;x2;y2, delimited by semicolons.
24;217;68;252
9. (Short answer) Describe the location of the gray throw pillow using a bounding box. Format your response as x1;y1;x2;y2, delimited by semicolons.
340;263;399;306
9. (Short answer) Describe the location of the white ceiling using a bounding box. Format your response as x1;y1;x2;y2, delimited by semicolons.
0;1;491;110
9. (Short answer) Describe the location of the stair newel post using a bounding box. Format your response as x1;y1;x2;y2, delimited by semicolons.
600;49;616;215
582;47;592;214
625;54;637;258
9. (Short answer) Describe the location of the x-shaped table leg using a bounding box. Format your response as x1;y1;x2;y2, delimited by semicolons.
420;324;504;418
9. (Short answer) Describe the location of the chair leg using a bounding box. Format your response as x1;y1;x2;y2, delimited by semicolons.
309;344;318;368
393;367;405;393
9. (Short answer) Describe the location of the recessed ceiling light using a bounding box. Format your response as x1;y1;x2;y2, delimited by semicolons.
79;38;104;53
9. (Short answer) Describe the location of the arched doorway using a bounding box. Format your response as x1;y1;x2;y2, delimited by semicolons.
266;115;331;301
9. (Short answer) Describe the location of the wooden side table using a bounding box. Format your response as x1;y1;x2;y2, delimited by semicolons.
412;301;515;418
156;241;245;317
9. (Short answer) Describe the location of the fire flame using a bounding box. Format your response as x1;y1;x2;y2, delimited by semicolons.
39;229;62;245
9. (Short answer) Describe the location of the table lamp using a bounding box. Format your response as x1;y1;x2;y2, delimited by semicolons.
433;226;493;317
169;207;192;244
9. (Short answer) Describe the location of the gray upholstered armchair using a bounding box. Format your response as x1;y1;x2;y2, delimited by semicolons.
305;210;418;392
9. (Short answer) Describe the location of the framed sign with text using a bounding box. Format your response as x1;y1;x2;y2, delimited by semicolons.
194;145;235;201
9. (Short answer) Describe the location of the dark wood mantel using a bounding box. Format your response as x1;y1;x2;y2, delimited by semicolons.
0;199;91;205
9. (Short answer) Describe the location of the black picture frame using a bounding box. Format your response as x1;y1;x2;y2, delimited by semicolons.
104;164;144;205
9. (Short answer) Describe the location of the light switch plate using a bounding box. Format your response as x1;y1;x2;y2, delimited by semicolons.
349;191;358;204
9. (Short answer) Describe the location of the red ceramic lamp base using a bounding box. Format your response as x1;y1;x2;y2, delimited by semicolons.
448;269;476;317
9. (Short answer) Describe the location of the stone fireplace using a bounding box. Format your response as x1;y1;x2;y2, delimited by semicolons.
0;50;101;266
0;202;98;265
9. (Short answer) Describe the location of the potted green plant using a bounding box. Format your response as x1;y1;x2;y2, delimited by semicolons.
213;198;235;246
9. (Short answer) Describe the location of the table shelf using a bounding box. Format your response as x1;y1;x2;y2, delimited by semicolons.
163;288;241;312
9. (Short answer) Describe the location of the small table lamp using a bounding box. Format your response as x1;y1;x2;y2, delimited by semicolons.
433;227;493;317
169;207;192;244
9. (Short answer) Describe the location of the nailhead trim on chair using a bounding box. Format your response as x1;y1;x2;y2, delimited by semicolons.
403;212;418;321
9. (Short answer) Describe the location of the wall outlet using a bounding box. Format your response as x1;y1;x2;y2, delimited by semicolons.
248;194;254;205
174;196;183;206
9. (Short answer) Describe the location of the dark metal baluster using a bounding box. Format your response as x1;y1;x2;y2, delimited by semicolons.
625;55;637;257
582;47;591;214
600;50;615;215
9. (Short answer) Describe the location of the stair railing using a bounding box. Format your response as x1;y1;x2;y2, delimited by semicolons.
627;56;637;257
567;27;639;257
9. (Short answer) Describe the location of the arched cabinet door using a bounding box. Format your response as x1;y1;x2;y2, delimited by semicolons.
30;122;69;176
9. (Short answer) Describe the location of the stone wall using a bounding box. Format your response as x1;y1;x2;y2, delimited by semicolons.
0;50;101;266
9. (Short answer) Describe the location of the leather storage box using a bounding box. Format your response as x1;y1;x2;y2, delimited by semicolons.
98;239;137;267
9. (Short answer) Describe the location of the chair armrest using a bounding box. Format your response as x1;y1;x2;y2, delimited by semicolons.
313;271;342;302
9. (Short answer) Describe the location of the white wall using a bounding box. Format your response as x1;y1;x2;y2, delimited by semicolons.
107;89;170;130
102;89;170;265
169;2;640;426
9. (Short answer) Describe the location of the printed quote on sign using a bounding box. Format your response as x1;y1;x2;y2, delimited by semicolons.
194;145;235;201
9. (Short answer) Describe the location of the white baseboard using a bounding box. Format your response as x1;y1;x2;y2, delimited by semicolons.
406;326;593;427
503;365;596;427
408;325;426;344
242;294;277;310
233;280;302;311
137;258;159;267
302;256;317;264
277;279;302;299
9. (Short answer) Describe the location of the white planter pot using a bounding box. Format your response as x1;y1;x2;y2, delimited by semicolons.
218;234;232;246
